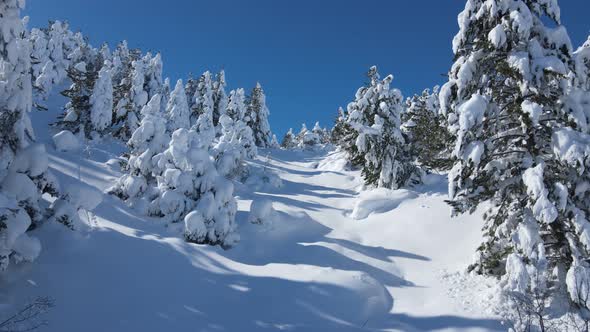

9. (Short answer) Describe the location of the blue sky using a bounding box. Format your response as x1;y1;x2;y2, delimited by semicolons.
24;1;590;137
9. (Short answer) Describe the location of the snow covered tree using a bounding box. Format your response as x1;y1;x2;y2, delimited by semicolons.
331;106;353;146
281;128;297;149
0;0;59;270
111;41;142;140
89;61;114;134
296;123;321;149
225;88;257;159
214;115;247;178
574;36;590;90
311;122;330;144
57;44;104;138
109;94;168;200
144;53;163;101
442;1;588;311
344;66;418;189
246;82;273;147
212;70;228;128
150;128;239;248
29;27;55;95
191;71;215;147
402;87;453;172
166;79;190;132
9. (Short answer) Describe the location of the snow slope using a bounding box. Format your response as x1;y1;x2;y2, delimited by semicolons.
0;107;504;331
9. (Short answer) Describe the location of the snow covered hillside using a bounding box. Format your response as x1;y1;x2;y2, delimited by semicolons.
2;125;504;331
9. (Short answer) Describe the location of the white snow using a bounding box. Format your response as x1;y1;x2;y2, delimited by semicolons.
248;199;275;225
522;163;558;224
521;100;543;126
52;130;80;152
4;143;504;331
351;187;417;220
455;94;487;156
488;24;506;49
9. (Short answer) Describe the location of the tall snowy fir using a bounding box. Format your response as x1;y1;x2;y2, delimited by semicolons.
112;41;142;140
190;71;215;147
330;107;353;146
247;82;273;148
166;79;190;132
57;44;103;138
281;128;297;149
89;61;114;134
342;66;418;189
212;70;228;128
0;0;58;271
402;87;453;172
440;0;590;321
110;94;168;200
224;88;257;160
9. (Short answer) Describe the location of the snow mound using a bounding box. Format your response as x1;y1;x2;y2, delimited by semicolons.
317;150;349;172
64;182;103;211
351;188;417;220
52;130;80;152
249;199;276;225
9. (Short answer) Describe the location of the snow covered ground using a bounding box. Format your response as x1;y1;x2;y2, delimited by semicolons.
0;105;505;331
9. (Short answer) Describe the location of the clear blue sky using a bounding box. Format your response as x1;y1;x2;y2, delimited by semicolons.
24;0;590;137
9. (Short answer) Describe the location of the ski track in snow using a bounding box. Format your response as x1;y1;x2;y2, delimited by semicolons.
0;112;505;331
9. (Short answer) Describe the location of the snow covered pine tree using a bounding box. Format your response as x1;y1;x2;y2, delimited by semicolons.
442;0;590;322
247;82;273;148
0;0;60;270
344;66;419;189
402;87;453;172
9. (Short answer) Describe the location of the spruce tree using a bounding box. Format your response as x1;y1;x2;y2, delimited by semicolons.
402;87;453;172
246;82;273;148
281;128;297;149
191;71;215;147
109;94;168;200
344;66;417;189
89;61;114;134
225;88;257;159
443;1;585;307
166;79;190;132
0;0;59;270
57;44;103;138
212;70;228;128
330;107;353;146
111;41;142;140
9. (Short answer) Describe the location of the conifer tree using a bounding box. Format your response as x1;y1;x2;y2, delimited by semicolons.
89;61;114;134
225;88;257;159
57;44;103;138
166;79;190;132
109;94;168;200
212;70;228;128
247;82;273;147
0;0;59;270
402;87;453;172
442;1;586;307
191;71;215;147
111;41;142;140
344;66;418;189
331;107;353;146
281;128;297;149
150;128;239;248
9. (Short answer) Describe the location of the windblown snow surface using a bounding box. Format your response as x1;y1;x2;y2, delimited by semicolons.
0;97;506;331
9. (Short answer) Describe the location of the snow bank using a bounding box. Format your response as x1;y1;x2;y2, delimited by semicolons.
317;150;349;172
52;130;80;152
64;182;103;211
351;188;417;220
248;199;276;225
